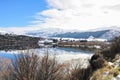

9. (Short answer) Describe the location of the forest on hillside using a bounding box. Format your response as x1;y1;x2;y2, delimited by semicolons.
0;33;40;50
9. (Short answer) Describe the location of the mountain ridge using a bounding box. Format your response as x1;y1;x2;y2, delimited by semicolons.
0;27;120;40
26;27;120;40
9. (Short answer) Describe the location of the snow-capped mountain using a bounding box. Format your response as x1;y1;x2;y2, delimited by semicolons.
26;27;120;40
54;29;120;40
1;26;120;40
100;29;120;40
53;30;109;39
26;28;66;37
0;29;9;34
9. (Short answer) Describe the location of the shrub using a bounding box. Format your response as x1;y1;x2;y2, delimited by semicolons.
89;53;105;70
3;51;65;80
101;36;120;60
64;64;93;80
37;53;65;80
63;53;106;80
12;53;40;80
112;67;120;77
0;57;13;80
90;69;103;80
111;37;120;54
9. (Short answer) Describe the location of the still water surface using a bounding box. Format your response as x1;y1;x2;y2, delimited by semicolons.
0;47;93;66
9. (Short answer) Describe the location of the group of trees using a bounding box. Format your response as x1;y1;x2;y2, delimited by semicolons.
0;34;40;50
101;36;120;60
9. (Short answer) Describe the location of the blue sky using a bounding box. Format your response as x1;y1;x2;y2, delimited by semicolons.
0;0;120;32
0;0;48;27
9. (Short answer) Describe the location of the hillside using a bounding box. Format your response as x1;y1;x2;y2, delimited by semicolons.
53;29;120;40
0;33;40;50
26;27;120;40
1;27;120;40
53;30;109;39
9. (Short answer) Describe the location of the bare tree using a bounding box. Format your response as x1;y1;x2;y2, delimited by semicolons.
38;53;65;80
12;53;39;80
0;57;13;80
64;65;92;80
7;51;65;80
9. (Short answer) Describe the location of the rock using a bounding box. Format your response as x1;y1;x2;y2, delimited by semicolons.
108;62;114;66
104;71;109;76
114;62;120;68
112;77;117;80
116;75;120;80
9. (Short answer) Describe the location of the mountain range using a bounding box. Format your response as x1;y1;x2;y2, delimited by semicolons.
26;27;120;40
1;27;120;40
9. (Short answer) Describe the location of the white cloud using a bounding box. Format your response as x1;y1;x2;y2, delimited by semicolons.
30;0;120;30
3;0;117;32
0;26;40;34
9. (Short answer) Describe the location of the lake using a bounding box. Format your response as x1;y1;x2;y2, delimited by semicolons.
0;47;93;68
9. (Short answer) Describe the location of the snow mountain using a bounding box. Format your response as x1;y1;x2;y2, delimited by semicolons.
26;27;120;40
54;29;120;40
26;28;66;37
0;29;8;34
100;29;120;40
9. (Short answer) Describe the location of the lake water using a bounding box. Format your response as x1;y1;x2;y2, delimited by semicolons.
0;47;93;68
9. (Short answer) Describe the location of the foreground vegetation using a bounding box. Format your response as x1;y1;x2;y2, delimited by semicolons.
0;51;105;80
0;36;120;80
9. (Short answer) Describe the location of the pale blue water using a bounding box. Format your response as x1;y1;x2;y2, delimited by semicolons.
0;47;93;60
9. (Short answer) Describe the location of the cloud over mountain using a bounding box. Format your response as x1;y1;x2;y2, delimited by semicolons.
30;0;120;30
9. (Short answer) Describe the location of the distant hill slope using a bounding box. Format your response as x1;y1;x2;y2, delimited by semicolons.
100;29;120;40
53;30;109;39
26;28;65;37
0;34;40;50
54;29;120;40
19;27;120;40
